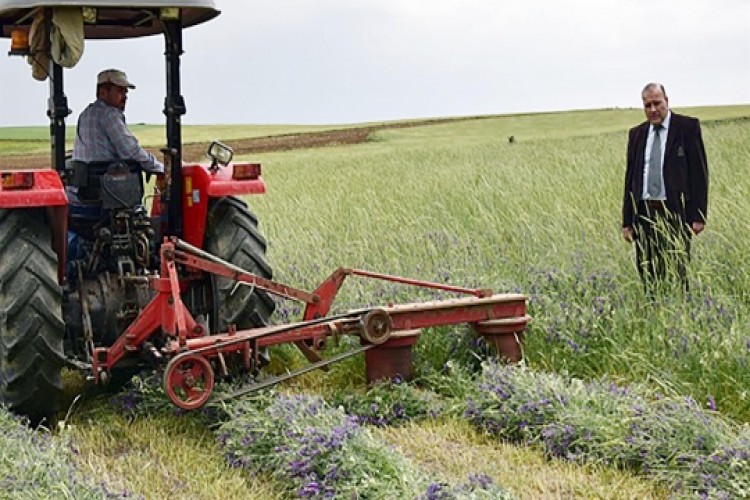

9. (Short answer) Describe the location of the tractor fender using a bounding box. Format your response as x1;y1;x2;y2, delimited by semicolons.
0;170;68;283
0;170;67;207
181;163;266;247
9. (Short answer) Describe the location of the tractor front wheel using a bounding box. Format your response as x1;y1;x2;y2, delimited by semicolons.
0;209;65;424
203;197;275;332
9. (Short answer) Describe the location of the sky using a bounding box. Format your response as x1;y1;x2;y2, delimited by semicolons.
0;0;748;126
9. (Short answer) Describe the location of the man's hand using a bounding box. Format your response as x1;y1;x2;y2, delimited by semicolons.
691;221;705;235
155;172;168;193
622;226;634;243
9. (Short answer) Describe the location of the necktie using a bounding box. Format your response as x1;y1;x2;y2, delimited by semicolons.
647;126;663;198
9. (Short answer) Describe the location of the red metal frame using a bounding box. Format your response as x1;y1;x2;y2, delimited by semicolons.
90;236;528;408
302;268;494;321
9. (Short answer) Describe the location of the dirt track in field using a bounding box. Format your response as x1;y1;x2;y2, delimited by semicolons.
0;116;489;169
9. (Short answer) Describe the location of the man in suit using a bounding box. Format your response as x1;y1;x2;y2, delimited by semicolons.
622;83;709;291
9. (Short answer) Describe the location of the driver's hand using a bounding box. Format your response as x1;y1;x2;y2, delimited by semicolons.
155;172;168;193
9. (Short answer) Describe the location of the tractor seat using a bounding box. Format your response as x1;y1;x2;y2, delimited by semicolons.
65;159;144;209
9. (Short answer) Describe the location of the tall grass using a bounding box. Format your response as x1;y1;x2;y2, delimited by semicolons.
248;110;750;422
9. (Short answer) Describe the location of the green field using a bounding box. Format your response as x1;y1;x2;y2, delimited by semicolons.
2;104;750;498
248;105;750;416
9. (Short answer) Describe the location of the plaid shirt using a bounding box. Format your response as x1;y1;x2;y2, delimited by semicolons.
72;99;163;173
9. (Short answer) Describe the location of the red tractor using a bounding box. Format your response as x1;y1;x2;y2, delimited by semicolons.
0;0;276;421
0;1;529;423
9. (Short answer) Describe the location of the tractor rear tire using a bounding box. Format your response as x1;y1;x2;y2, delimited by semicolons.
0;209;65;424
204;197;275;332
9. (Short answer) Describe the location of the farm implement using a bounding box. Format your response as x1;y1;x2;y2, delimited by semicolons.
0;0;528;422
97;236;529;409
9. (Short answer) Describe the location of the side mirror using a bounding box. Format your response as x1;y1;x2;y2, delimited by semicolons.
207;141;234;171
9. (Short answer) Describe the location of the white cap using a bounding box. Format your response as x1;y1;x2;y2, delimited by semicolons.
97;68;135;89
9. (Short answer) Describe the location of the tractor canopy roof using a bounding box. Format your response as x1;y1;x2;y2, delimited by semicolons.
0;0;219;39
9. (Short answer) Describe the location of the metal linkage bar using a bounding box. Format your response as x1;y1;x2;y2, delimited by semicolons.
168;309;372;357
304;267;494;320
171;238;318;304
347;268;493;298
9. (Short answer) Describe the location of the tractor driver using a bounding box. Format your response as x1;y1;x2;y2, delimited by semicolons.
72;68;164;174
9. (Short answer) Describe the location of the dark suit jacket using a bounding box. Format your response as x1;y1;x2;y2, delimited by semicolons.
622;112;709;228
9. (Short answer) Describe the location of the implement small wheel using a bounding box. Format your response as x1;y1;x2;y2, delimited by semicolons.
164;354;215;410
360;309;392;345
